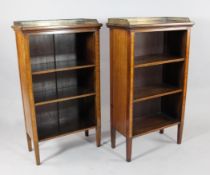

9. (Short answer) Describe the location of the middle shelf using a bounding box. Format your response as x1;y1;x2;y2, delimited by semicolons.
134;54;184;68
134;84;182;103
133;62;184;102
32;59;95;75
33;68;95;106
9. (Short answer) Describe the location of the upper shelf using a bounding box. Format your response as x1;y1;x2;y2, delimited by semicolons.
135;54;185;68
12;18;102;31
107;17;194;28
31;57;95;75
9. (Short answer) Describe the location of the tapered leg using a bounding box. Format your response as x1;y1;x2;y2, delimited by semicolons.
126;137;132;162
96;127;101;147
159;129;164;134
111;127;116;148
85;130;89;137
33;141;40;165
177;123;184;144
26;133;32;152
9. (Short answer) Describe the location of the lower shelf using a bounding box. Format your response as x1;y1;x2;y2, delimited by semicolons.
36;96;96;141
134;84;182;103
133;113;179;137
38;119;96;142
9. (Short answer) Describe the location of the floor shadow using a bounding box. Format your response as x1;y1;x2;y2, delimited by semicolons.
183;121;210;142
41;140;85;163
101;145;125;161
152;133;177;143
101;132;177;162
41;129;180;163
78;130;111;145
131;134;177;161
132;145;164;161
41;133;99;163
41;129;112;163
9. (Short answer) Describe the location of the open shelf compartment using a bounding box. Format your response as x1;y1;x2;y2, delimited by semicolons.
134;30;187;68
133;93;182;137
32;68;95;105
29;32;95;74
134;62;183;102
36;96;96;141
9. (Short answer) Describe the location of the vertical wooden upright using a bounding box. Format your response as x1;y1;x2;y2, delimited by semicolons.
107;17;194;162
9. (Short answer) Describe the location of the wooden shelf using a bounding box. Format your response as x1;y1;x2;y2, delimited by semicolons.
35;91;95;106
31;56;95;75
134;84;182;103
32;63;95;75
38;121;96;141
39;126;96;142
133;113;179;137
36;96;96;141
33;68;95;106
134;54;184;68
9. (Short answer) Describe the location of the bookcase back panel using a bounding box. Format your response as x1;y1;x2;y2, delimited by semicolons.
36;103;59;140
36;96;96;140
135;32;164;57
32;73;57;102
166;30;187;57
133;93;182;136
56;69;95;98
133;98;161;117
133;93;182;120
54;32;95;67
134;62;183;90
134;30;187;63
29;32;95;72
163;62;184;87
29;35;55;72
32;68;95;103
134;65;163;88
59;97;96;134
162;93;182;120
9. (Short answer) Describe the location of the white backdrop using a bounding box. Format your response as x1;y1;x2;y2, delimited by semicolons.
0;0;210;174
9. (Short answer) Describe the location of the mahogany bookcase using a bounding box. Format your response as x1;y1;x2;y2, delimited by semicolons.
12;19;102;165
107;17;194;162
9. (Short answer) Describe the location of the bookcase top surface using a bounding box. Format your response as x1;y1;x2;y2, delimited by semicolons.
12;18;102;31
107;17;194;28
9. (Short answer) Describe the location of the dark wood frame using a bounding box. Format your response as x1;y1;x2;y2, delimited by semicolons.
12;19;102;165
107;17;194;162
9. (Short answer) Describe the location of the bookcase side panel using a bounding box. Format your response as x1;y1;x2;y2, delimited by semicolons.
15;31;33;138
23;34;40;143
180;28;191;123
94;30;101;133
110;29;129;136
